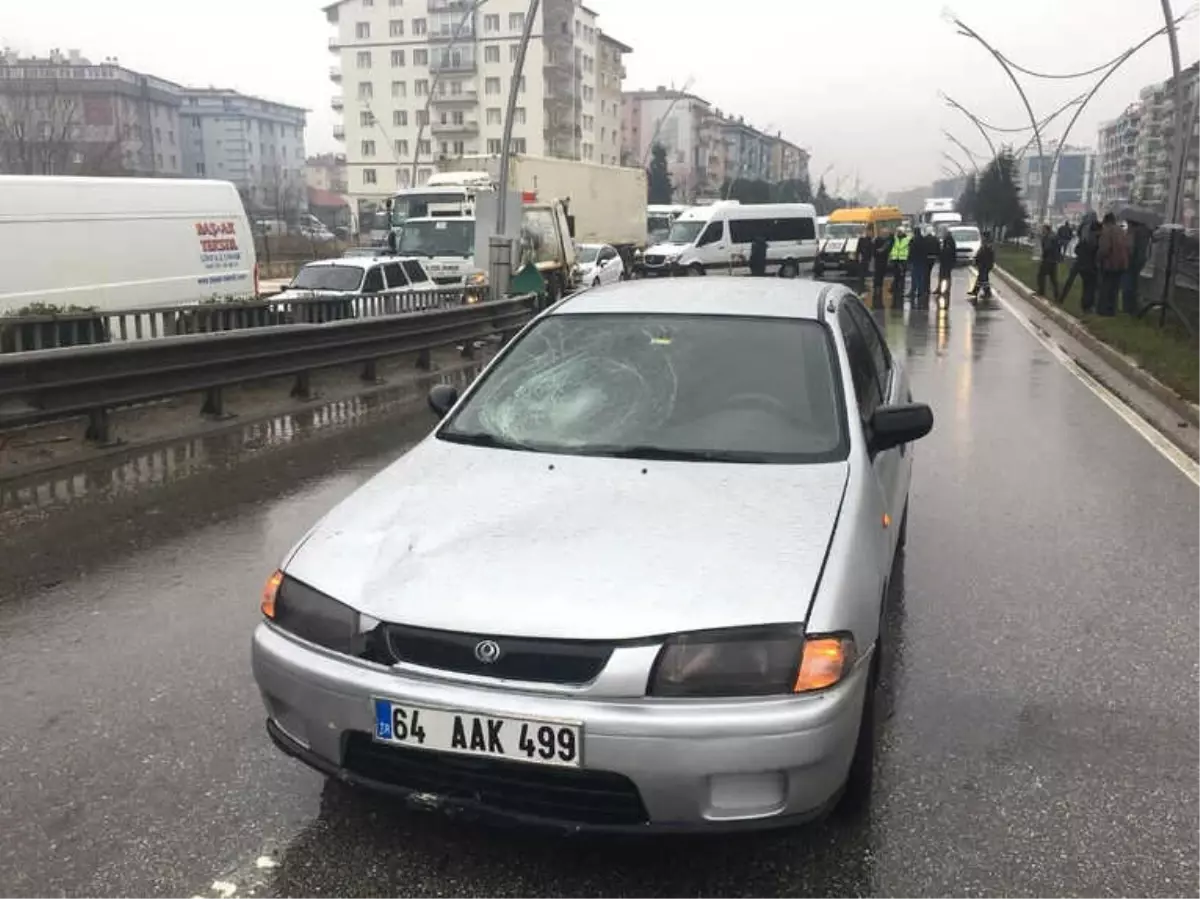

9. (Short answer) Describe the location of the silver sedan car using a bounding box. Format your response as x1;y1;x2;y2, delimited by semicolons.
252;278;933;831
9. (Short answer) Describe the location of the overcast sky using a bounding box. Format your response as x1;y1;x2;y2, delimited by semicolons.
3;0;1195;193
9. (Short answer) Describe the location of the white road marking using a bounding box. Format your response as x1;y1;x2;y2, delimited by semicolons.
991;284;1200;486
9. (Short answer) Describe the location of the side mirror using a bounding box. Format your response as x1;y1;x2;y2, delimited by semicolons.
868;403;933;454
428;383;459;417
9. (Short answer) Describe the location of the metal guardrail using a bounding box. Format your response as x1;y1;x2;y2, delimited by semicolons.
0;293;535;444
0;286;491;354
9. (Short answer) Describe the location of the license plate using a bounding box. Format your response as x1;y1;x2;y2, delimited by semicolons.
372;698;583;768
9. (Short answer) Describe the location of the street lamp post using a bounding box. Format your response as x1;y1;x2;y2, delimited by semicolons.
488;0;540;297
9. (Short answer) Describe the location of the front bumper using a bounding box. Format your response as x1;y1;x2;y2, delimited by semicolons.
252;623;868;832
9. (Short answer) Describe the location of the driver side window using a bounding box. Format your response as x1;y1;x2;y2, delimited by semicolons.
696;222;723;247
363;267;386;293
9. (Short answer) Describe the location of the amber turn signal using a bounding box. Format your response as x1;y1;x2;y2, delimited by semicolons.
262;570;284;619
793;636;855;693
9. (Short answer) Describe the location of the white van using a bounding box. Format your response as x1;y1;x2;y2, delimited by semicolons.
641;202;818;277
0;176;258;314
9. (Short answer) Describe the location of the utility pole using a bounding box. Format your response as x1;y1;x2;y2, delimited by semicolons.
488;0;540;298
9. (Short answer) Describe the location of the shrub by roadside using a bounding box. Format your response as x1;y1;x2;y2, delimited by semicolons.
996;245;1199;404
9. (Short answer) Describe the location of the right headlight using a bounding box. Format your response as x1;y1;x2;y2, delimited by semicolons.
647;625;856;697
261;571;375;657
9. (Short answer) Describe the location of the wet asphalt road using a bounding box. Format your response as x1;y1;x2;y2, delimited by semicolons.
0;276;1196;897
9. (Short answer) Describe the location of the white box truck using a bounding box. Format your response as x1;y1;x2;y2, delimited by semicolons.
391;155;646;263
0;176;258;314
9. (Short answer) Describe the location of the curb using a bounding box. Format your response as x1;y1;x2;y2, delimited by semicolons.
994;264;1200;429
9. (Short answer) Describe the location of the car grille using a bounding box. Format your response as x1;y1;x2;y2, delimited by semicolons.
432;275;461;286
382;623;613;684
644;255;666;266
343;733;650;826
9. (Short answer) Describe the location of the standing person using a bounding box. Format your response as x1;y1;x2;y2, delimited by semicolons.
889;226;911;306
1037;224;1062;300
1056;220;1073;258
1096;212;1130;316
1122;219;1152;313
907;227;926;301
969;233;995;298
936;229;958;299
855;226;874;280
1059;218;1100;310
920;229;938;308
748;233;768;277
871;227;894;308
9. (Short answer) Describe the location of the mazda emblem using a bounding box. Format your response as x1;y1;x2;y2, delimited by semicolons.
474;639;502;664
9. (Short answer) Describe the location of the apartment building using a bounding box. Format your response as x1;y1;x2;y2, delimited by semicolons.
0;49;183;177
622;87;808;200
306;152;348;192
179;88;308;213
1017;143;1096;217
324;0;633;219
1096;103;1142;211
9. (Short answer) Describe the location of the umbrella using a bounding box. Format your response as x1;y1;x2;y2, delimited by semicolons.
1116;205;1164;228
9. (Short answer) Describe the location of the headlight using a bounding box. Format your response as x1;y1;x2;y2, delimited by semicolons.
262;571;374;656
466;271;488;287
648;626;856;697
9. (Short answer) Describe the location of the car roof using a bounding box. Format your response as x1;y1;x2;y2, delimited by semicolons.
552;278;834;320
303;256;426;271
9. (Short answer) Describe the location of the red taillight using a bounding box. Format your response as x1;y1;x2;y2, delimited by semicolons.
521;190;538;203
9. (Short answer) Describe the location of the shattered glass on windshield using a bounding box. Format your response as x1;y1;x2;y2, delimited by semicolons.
440;314;849;464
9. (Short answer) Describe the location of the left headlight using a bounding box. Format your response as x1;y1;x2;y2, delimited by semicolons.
647;625;857;697
261;571;370;656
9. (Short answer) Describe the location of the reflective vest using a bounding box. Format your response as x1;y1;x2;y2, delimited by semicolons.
889;234;911;262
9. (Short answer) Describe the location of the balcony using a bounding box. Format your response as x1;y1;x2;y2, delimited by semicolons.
331;95;344;112
430;49;477;73
333;125;345;141
328;36;339;52
429;23;475;42
430;118;480;135
431;87;479;105
427;0;473;8
330;66;342;83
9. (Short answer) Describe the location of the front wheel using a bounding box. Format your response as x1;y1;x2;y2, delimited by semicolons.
838;653;878;814
687;263;705;277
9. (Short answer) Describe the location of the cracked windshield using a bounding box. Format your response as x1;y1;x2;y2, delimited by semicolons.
0;0;1197;897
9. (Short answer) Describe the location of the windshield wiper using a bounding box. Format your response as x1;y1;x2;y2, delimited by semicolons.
585;445;768;463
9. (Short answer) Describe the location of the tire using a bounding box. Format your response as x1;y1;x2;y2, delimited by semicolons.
838;647;879;814
688;263;705;277
778;261;799;279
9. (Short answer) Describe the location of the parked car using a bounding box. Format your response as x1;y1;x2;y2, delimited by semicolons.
272;257;439;317
944;224;982;265
252;278;933;831
574;243;626;286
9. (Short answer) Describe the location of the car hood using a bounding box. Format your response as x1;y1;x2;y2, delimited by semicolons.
284;439;849;640
273;287;354;300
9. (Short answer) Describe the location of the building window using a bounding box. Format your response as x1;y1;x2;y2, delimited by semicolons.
485;77;500;95
360;111;375;126
486;107;501;125
196;162;206;176
364;168;377;184
389;19;404;36
487;138;502;154
484;45;500;63
396;167;410;187
362;0;373;6
518;76;526;93
415;79;429;96
510;138;526;154
484;13;499;32
391;49;405;67
357;51;372;69
412;17;426;35
451;110;465;125
417;110;429;125
508;12;524;30
509;44;519;62
452;140;465;155
356;22;370;38
357;81;373;99
419;139;431;155
450;81;463;96
414;49;428;66
395;139;409;156
393;110;408;126
362;140;376;156
417;168;431;184
392;81;406;98
515;107;526;125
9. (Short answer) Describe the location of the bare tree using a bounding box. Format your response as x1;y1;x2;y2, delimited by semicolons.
0;79;125;176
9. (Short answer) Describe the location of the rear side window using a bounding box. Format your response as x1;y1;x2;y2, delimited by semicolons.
837;305;883;418
844;299;891;387
363;266;385;293
729;216;816;243
402;260;428;283
383;262;407;288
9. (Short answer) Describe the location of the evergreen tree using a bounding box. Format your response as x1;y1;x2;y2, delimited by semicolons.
975;149;1028;238
957;174;978;222
647;143;674;204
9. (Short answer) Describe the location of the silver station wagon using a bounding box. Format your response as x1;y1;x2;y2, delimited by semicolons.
252;277;933;831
